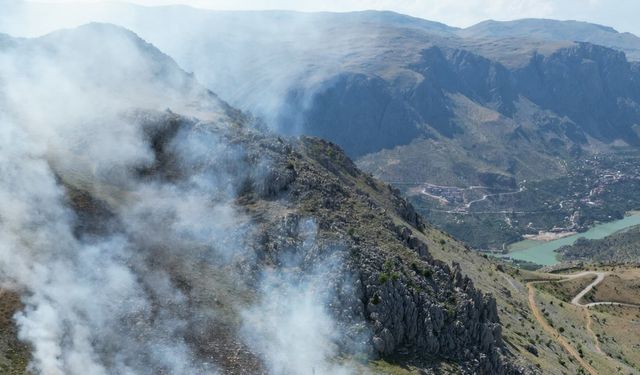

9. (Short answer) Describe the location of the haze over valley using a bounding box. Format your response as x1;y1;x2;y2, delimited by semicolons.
1;1;640;374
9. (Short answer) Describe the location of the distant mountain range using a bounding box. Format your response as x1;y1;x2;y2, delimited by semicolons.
6;6;638;167
3;4;640;247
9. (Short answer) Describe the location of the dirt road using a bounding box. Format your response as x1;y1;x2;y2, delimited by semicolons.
526;270;640;374
526;281;599;375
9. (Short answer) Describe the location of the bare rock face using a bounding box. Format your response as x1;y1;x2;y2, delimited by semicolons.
139;115;523;373
250;135;523;374
514;43;640;144
360;257;507;372
10;109;525;374
297;41;640;159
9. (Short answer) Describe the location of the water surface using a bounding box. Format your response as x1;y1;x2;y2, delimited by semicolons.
504;212;640;266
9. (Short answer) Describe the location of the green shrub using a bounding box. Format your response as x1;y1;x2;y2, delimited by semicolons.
379;273;390;284
383;259;393;271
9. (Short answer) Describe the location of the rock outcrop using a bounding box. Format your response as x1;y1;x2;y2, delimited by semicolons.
207;120;523;373
0;22;532;374
87;111;523;374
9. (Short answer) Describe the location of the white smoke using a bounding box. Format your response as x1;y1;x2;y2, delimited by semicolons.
0;15;365;375
0;111;215;374
241;219;357;375
0;23;231;374
0;2;387;134
243;270;350;375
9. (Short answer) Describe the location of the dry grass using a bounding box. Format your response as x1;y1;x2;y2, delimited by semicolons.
537;274;598;302
584;269;640;305
591;305;640;373
534;285;640;374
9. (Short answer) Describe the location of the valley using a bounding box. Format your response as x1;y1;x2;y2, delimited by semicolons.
503;213;640;266
0;3;640;375
404;149;640;251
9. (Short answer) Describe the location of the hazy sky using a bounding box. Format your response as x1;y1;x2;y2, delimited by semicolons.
23;0;640;35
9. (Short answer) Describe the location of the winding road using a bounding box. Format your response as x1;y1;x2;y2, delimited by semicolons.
568;271;606;306
465;186;525;209
557;271;640;308
527;271;640;375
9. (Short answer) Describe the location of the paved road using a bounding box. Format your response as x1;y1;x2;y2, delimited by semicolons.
561;271;607;306
526;270;640;374
556;271;640;308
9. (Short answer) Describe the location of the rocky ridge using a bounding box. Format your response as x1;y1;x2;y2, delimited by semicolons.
153;113;522;373
0;108;527;374
0;20;544;374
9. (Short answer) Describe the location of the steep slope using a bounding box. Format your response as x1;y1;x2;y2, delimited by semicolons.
2;6;639;180
5;6;640;247
0;24;532;374
461;19;640;61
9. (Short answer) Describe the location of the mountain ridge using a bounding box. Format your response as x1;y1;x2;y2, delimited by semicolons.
2;17;638;374
461;18;640;61
5;5;640;249
0;22;529;375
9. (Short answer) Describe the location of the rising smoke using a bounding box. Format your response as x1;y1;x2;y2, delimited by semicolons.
241;218;359;375
0;2;390;136
0;17;362;375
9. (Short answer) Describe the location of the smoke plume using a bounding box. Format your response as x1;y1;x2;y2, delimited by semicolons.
0;13;363;375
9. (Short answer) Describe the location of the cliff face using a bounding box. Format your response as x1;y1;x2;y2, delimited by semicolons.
297;46;518;157
514;43;640;144
299;42;640;160
11;111;520;374
0;25;527;374
461;19;640;62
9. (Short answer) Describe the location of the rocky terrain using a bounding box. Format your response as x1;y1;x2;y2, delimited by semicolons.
133;112;518;373
5;5;640;249
0;23;534;374
1;7;640;375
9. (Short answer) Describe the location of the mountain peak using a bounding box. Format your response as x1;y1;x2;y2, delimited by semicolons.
0;22;228;123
